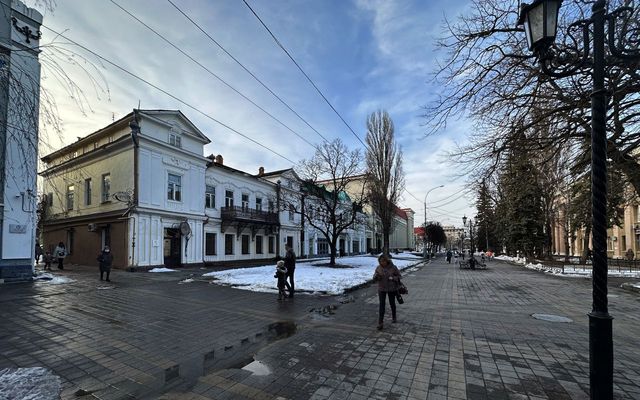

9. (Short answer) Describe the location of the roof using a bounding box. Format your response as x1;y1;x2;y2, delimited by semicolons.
414;227;425;235
394;206;408;220
207;158;276;185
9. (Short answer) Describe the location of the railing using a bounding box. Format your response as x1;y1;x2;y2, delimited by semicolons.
220;206;278;224
536;256;640;274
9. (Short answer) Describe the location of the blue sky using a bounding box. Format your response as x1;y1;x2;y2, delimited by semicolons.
34;0;477;228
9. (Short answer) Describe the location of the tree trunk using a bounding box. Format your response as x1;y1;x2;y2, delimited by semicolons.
329;237;337;266
383;225;390;256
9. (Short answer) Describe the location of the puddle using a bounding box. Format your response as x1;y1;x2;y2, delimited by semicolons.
241;360;271;376
531;313;573;323
268;321;297;339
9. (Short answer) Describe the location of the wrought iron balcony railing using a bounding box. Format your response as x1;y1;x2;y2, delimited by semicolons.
220;206;279;225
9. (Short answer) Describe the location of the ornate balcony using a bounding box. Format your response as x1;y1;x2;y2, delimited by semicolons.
220;206;279;235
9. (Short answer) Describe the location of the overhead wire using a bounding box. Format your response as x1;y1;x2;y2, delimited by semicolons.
40;24;297;164
241;0;367;147
166;0;330;144
109;0;315;148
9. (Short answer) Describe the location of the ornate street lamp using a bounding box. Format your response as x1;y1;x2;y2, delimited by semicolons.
462;215;476;269
518;1;640;398
423;185;444;258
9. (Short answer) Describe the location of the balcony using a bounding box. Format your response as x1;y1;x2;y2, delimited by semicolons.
220;206;279;235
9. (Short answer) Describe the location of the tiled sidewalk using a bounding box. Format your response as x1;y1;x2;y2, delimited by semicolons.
1;258;639;399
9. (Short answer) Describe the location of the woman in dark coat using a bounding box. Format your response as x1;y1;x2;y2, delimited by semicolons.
372;254;401;330
97;246;114;282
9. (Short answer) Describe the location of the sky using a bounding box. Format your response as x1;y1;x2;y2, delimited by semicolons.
30;0;478;229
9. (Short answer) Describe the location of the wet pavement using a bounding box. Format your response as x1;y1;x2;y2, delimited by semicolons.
1;257;639;399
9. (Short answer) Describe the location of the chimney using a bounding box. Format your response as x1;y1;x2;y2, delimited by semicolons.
215;154;223;165
258;166;264;177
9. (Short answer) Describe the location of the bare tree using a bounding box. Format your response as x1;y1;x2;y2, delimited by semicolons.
365;110;405;256
426;0;640;196
294;139;366;266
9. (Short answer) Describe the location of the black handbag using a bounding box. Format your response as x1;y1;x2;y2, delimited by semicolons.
396;293;404;304
398;282;408;295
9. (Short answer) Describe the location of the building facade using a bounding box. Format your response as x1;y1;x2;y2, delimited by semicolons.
0;1;42;282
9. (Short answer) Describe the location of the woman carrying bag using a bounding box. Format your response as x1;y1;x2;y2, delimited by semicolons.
372;254;401;330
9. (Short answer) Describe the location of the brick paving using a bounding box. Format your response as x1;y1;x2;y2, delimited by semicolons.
1;257;639;399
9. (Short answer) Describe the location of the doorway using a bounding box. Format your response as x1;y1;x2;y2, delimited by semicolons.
164;228;181;267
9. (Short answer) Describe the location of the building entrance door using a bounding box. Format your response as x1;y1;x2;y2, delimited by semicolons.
163;228;181;268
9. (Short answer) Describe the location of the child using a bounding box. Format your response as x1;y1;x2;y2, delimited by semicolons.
43;251;53;271
274;260;288;301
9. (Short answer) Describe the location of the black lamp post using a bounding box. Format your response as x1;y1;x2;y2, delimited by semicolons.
463;215;476;269
518;1;639;398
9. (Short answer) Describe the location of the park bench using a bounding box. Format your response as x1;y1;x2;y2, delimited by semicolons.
459;257;486;270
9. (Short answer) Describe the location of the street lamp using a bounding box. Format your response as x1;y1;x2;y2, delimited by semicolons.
423;185;444;258
462;215;476;269
518;1;640;398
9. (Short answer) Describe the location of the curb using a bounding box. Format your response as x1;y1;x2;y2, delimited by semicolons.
621;282;640;294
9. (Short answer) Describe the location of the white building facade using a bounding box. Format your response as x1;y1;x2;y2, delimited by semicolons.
0;1;42;282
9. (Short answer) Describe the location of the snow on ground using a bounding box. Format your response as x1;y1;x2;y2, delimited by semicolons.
494;255;527;265
524;263;640;278
203;255;422;295
633;283;640;289
0;367;61;400
148;268;176;273
33;273;75;285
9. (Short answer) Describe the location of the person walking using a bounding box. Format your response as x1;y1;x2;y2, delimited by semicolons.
53;242;66;270
97;246;113;281
446;250;452;264
43;251;53;271
35;241;43;264
284;244;296;297
372;254;401;330
274;260;288;301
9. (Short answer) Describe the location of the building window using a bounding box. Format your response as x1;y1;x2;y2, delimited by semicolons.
205;185;216;209
268;200;275;212
66;230;74;255
205;233;217;256
242;194;249;210
169;133;182;148
84;178;92;206
256;197;262;211
621;236;627;252
225;234;234;255
289;204;295;221
66;184;75;211
268;236;275;254
225;190;234;207
168;173;182;201
241;235;250;254
101;173;111;202
255;235;263;254
47;192;53;208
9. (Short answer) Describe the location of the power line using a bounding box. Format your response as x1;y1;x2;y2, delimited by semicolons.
166;0;330;144
40;24;296;164
241;0;366;147
109;0;315;148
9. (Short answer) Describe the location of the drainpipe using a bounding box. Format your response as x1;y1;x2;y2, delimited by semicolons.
276;180;281;258
129;109;140;268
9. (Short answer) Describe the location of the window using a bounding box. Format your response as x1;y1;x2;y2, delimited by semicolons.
242;194;249;210
621;236;627;252
168;173;182;201
205;185;216;208
66;185;75;211
256;197;262;211
169;133;182;148
289;204;295;221
225;234;234;255
101;173;111;202
47;192;53;208
268;236;275;254
66;230;74;255
256;235;263;254
205;233;217;256
241;235;250;254
84;178;92;206
225;190;234;207
268;200;275;212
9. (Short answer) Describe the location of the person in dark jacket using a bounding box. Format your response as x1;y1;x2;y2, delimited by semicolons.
274;260;288;301
284;244;296;297
372;254;401;330
446;250;452;264
35;241;43;264
97;246;114;282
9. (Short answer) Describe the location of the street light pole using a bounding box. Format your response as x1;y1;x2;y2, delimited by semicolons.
423;185;444;258
517;1;640;396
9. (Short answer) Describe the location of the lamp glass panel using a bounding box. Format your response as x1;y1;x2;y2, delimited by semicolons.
546;0;560;38
528;2;545;45
524;17;533;49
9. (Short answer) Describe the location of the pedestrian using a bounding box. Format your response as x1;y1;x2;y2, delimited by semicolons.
35;241;43;264
274;260;288;301
446;250;452;264
97;246;113;282
53;242;66;270
284;243;296;297
461;250;465;260
626;248;634;260
372;254;401;330
43;251;53;271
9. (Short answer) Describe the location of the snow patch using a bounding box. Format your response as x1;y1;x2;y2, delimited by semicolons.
0;367;61;400
531;314;573;323
494;255;526;265
148;268;176;273
33;273;75;285
242;360;271;376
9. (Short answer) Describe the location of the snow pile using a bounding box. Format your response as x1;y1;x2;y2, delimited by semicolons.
0;367;61;400
494;255;526;264
148;268;176;273
33;273;75;285
525;263;640;278
204;255;421;295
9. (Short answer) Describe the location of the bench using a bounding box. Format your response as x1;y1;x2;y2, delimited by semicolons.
459;258;486;270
